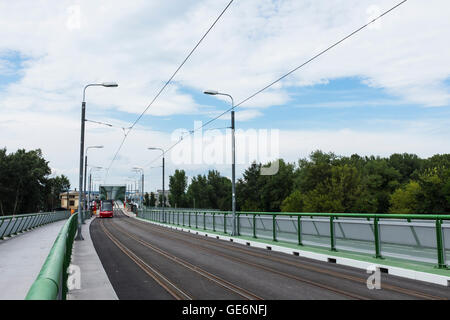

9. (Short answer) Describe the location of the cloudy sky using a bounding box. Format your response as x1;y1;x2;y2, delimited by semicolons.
0;0;449;193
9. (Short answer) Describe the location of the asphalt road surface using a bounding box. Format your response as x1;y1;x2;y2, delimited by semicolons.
90;209;450;300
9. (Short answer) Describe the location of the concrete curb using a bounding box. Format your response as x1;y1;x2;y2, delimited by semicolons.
134;217;450;287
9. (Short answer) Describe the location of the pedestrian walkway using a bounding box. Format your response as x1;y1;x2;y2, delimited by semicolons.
67;217;118;300
0;219;67;300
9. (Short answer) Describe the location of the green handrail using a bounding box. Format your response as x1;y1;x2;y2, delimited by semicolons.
141;207;450;220
25;213;78;300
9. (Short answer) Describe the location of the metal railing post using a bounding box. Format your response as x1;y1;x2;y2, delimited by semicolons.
253;214;257;238
237;213;240;236
436;219;447;269
330;216;337;251
374;218;382;259
297;215;303;246
203;212;206;230
224;213;227;234
273;215;277;242
213;213;216;232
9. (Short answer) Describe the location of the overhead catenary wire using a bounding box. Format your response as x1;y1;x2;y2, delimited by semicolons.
144;0;408;167
104;0;235;181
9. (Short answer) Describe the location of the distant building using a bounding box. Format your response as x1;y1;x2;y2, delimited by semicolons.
60;191;80;210
155;189;170;207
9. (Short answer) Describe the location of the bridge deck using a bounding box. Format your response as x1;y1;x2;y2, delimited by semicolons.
90;209;450;300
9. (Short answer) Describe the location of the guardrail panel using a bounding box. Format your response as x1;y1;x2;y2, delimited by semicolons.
334;218;375;255
237;214;253;237
275;216;298;243
380;220;437;264
254;215;273;240
0;211;70;240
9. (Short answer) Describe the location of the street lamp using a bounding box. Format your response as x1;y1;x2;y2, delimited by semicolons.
148;147;165;222
203;90;236;236
76;82;118;241
83;145;103;223
132;166;144;210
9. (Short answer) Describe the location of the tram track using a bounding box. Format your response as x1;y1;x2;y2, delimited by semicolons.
106;219;263;300
99;219;192;300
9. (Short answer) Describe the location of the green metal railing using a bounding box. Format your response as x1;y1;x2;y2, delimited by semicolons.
0;211;71;240
138;208;450;269
25;213;78;300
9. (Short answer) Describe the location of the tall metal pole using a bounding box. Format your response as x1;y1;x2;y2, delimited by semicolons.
82;154;88;223
162;155;165;222
75;99;86;241
148;148;165;221
88;173;91;214
203;91;236;235
231;109;236;236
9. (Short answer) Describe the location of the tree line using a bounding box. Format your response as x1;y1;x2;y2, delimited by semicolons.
0;148;70;215
163;151;449;214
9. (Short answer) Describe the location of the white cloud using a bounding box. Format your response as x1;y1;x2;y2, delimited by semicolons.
1;0;449;188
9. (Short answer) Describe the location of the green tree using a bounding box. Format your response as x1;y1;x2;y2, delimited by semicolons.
158;193;167;207
281;190;304;212
0;148;51;215
144;192;150;207
294;150;337;192
388;153;422;183
149;192;156;207
169;169;188;208
237;163;262;211
416;168;450;213
389;181;422;214
186;174;210;208
43;175;70;211
291;164;363;213
206;170;231;211
259;159;295;212
360;157;401;213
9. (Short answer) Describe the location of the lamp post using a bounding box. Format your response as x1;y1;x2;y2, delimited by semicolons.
83;146;103;223
203;90;236;236
75;82;118;241
132;166;144;210
148;147;165;222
